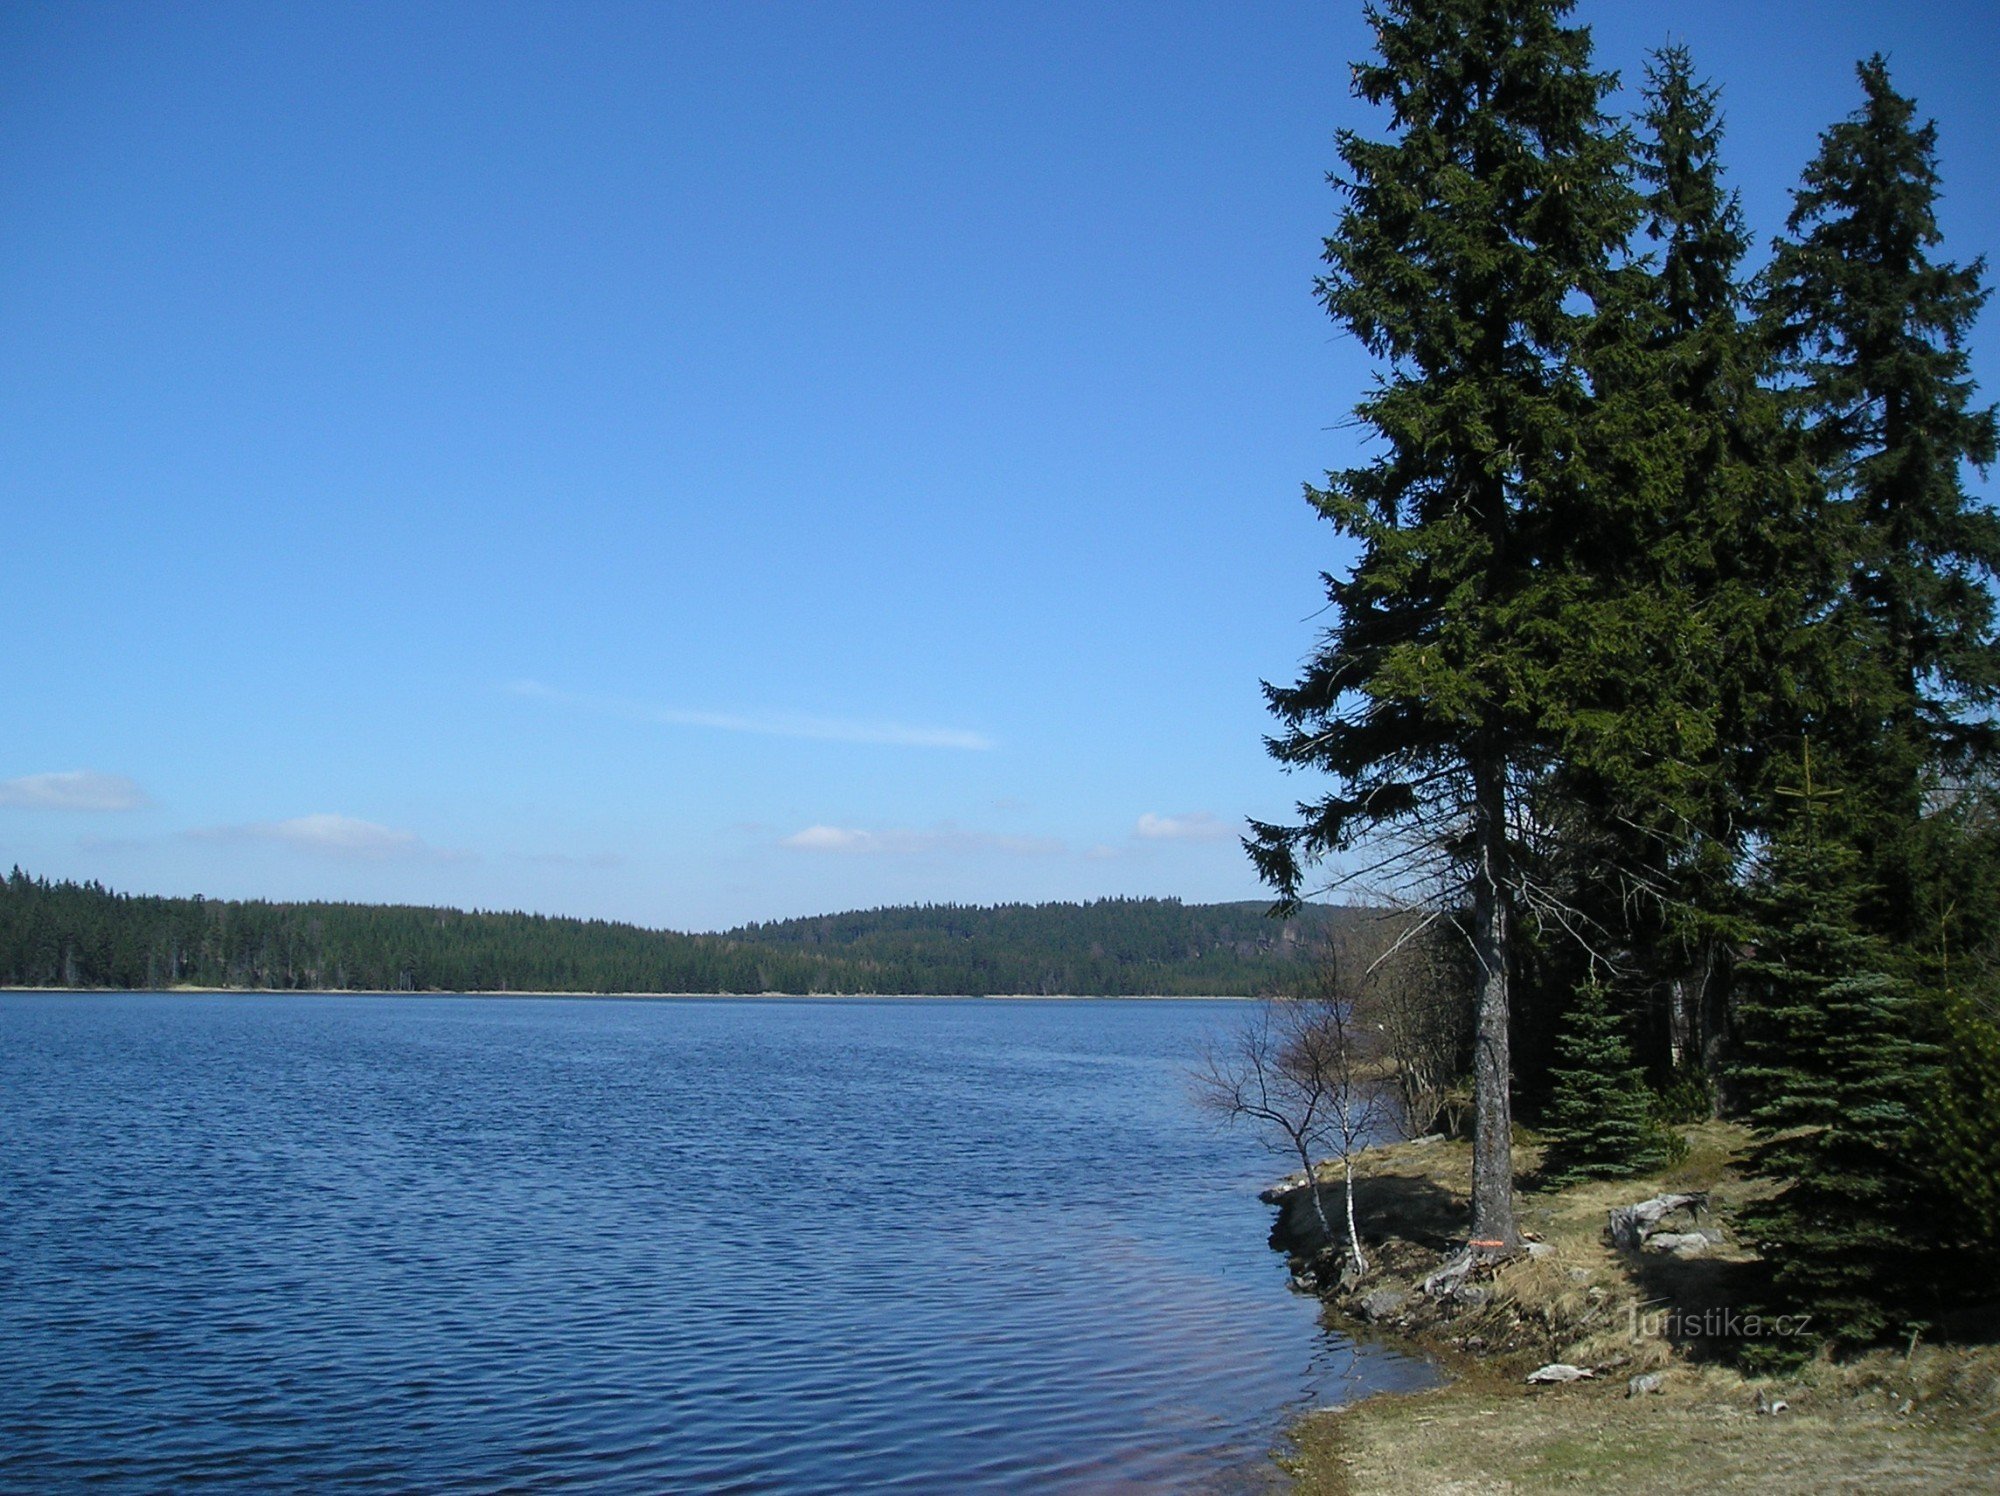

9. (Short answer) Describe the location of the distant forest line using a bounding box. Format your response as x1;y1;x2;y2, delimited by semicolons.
0;870;1360;997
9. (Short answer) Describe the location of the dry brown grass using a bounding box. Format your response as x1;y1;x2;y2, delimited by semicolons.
1285;1366;2000;1495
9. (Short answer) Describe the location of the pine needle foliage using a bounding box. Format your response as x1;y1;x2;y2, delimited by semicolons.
1541;980;1679;1184
1523;46;1831;1093
1732;786;1932;1354
1926;990;2000;1269
1762;57;2000;923
1250;0;1636;903
1248;0;1637;1254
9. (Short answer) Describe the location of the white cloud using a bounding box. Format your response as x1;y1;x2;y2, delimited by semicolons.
781;824;1064;857
508;679;993;751
525;850;626;869
1134;811;1238;843
0;770;148;812
784;825;881;852
194;814;466;862
270;815;423;856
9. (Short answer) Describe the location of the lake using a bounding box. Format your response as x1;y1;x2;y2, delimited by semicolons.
0;993;1432;1491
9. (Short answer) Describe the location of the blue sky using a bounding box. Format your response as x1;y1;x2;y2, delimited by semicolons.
3;1;1995;930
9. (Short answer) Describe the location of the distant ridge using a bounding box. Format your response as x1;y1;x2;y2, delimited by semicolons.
0;869;1365;997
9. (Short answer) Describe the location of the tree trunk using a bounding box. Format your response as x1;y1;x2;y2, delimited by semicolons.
1300;1144;1334;1248
1469;755;1518;1255
1343;1153;1367;1276
1698;939;1732;1116
1667;967;1695;1073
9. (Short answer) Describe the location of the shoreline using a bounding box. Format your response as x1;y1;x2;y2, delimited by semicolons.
0;985;1258;1001
1265;1128;2000;1492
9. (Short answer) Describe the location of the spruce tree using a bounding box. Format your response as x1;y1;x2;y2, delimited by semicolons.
1541;980;1676;1184
1618;45;1835;856
1732;760;1931;1353
1250;0;1635;1254
1927;990;2000;1270
1540;47;1835;1096
1762;57;2000;931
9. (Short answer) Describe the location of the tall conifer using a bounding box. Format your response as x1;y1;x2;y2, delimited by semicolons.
1763;58;2000;930
1545;48;1830;1095
1251;0;1635;1253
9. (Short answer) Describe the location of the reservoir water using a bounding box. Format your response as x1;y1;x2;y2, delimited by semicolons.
0;993;1432;1491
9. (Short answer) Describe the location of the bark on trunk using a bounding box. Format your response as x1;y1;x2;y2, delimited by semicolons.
1468;755;1518;1255
1300;1146;1334;1248
1667;968;1694;1074
1672;940;1736;1120
1343;1153;1367;1276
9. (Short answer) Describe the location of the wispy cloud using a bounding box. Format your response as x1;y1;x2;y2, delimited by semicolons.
781;823;1064;857
1134;811;1238;843
525;849;626;870
193;814;469;862
508;680;994;751
0;770;149;812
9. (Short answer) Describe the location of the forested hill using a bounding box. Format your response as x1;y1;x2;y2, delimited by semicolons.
0;870;1358;996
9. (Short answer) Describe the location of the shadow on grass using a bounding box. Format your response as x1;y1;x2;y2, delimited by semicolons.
1355;1171;1468;1251
1271;1171;1469;1265
1627;1250;1776;1363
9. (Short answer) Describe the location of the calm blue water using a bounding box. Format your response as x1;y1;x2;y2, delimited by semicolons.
0;994;1430;1492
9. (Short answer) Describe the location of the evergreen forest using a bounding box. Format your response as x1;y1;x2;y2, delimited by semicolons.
0;870;1353;998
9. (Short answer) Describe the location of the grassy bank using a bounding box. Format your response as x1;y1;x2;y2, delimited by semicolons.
1276;1126;2000;1493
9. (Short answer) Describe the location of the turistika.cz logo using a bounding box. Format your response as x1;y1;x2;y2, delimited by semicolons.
1629;1304;1814;1340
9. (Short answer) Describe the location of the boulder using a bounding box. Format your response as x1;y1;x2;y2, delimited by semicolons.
1422;1250;1474;1297
1608;1192;1709;1252
1627;1371;1665;1397
1358;1288;1409;1322
1526;1363;1596;1384
1642;1232;1709;1258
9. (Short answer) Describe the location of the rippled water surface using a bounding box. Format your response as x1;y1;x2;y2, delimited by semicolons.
0;994;1431;1491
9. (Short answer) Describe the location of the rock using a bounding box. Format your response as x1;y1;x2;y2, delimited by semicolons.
1567;1268;1594;1283
1525;1241;1557;1261
1608;1191;1709;1252
1754;1389;1789;1415
1627;1371;1665;1397
1422;1250;1475;1297
1697;1227;1725;1244
1358;1288;1409;1322
1641;1231;1709;1258
1260;1178;1341;1257
1257;1174;1309;1205
1451;1284;1491;1308
1527;1363;1596;1384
